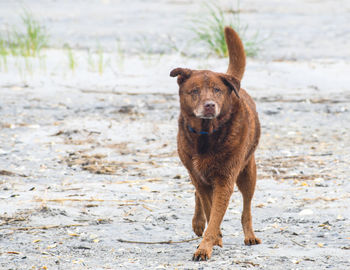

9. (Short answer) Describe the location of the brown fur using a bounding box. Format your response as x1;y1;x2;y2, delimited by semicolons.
170;26;261;261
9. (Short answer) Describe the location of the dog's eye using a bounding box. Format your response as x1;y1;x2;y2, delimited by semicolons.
214;88;221;94
190;89;199;95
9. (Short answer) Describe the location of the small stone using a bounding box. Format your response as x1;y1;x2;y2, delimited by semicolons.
171;214;179;220
299;209;314;216
267;197;276;204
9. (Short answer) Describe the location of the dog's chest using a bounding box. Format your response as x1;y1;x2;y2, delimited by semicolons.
192;155;216;185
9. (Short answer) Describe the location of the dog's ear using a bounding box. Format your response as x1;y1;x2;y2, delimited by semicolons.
170;68;192;85
220;74;241;98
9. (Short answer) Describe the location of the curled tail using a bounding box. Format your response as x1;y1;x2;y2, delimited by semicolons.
224;26;246;80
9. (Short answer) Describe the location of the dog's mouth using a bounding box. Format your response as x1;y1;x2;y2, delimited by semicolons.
194;111;217;119
200;112;216;119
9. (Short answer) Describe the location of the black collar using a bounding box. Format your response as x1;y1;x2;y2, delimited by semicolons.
187;125;218;135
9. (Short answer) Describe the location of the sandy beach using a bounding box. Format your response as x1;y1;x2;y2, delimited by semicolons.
0;0;350;269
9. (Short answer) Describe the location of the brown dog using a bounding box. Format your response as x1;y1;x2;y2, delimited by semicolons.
170;26;261;261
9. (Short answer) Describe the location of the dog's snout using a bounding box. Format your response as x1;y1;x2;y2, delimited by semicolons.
204;101;215;109
201;100;217;118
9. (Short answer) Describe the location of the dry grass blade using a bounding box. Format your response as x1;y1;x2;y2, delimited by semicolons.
34;197;162;204
234;260;260;267
281;233;306;247
111;178;162;184
2;224;87;231
64;152;161;175
0;169;27;177
0;217;27;226
7;251;20;255
302;196;340;202
117;237;201;245
282;174;329;180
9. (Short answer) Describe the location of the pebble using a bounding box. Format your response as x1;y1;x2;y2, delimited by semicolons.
298;209;314;216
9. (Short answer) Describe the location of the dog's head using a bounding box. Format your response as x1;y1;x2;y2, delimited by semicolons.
170;68;240;119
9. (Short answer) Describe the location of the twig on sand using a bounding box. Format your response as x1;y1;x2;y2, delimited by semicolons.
117;237;201;245
234;260;260;267
110;178;162;184
0;169;27;177
290;239;306;247
302;196;340;202
2;224;87;231
0;217;27;226
34;197;161;204
282;233;306;247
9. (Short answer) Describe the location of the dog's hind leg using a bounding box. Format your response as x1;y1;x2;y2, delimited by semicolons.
236;155;262;245
192;191;206;236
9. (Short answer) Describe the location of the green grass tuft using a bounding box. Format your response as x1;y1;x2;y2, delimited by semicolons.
87;44;110;75
0;10;48;57
18;10;48;56
0;40;9;71
191;1;260;57
115;39;125;70
97;45;105;75
65;45;77;72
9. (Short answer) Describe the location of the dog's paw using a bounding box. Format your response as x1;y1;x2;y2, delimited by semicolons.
192;217;206;236
192;242;213;261
244;236;261;245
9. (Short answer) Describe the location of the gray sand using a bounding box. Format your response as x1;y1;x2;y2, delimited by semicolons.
0;0;349;269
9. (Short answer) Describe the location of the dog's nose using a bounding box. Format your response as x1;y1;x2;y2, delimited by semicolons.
204;101;215;109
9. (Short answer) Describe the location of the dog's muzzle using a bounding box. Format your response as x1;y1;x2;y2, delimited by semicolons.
195;101;218;119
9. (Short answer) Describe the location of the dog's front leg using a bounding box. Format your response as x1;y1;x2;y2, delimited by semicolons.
193;183;233;261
